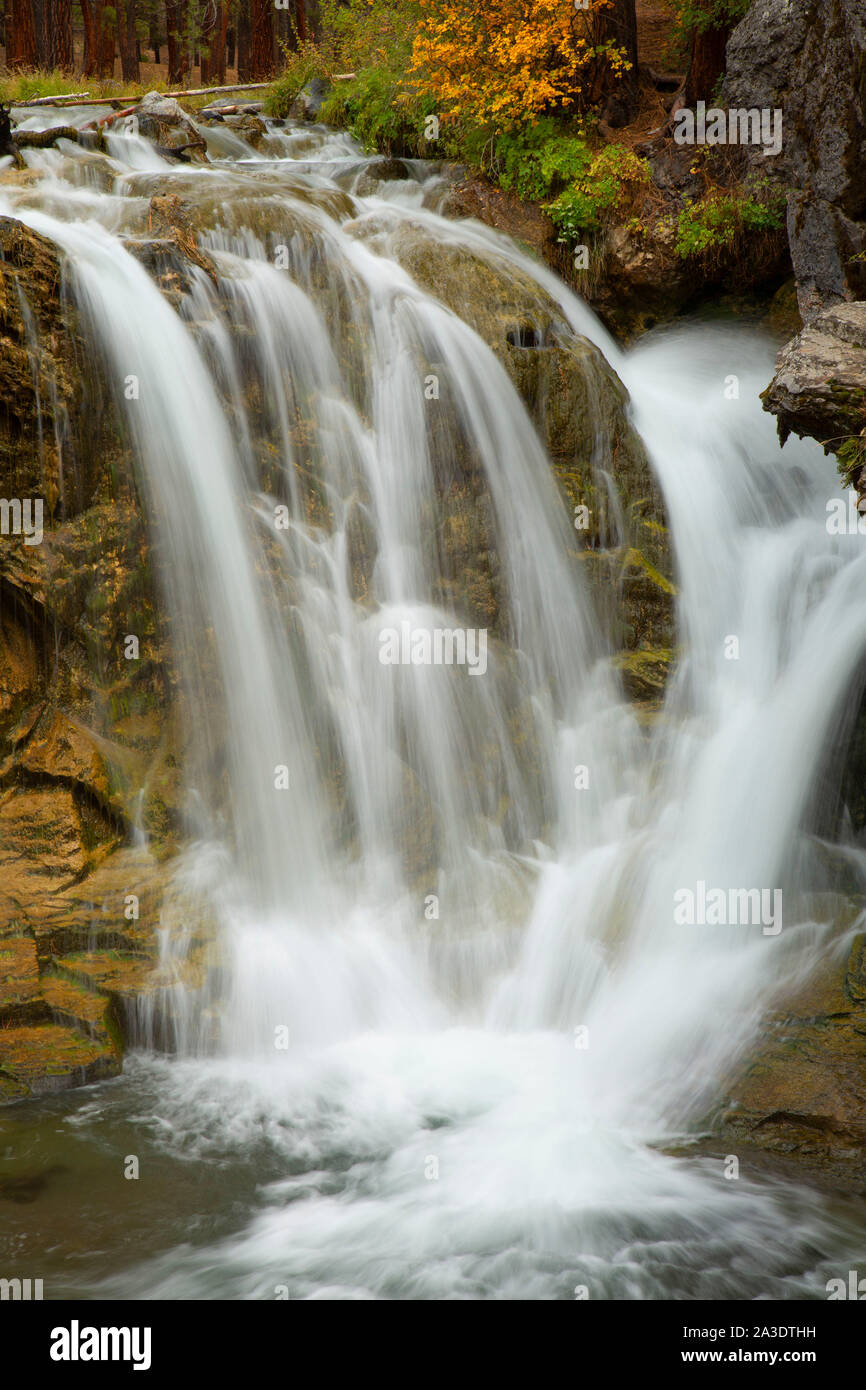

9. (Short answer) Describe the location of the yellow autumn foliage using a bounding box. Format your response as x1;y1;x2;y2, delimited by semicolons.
411;0;630;125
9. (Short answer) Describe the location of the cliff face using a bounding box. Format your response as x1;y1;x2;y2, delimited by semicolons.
724;0;866;323
0;216;191;1099
725;0;866;457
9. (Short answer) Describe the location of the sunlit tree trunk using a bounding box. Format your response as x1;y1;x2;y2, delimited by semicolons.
215;1;229;84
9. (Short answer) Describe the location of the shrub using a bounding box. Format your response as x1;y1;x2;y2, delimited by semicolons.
493;118;592;202
411;0;631;128
675;187;786;259
547;143;651;240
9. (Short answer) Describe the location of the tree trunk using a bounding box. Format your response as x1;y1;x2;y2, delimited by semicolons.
199;0;218;85
276;5;292;54
684;3;735;106
296;0;307;44
44;0;74;71
80;0;97;75
118;0;140;83
165;0;188;85
99;4;116;78
8;0;38;69
226;24;235;69
237;3;251;82
149;6;161;64
250;0;274;80
215;2;229;85
29;0;47;65
597;0;639;127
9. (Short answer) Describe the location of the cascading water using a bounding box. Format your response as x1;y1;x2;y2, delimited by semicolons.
2;109;865;1300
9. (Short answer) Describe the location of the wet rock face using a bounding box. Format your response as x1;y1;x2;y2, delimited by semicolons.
723;0;866;320
0;219;188;1101
762;301;866;447
349;217;676;698
717;929;866;1181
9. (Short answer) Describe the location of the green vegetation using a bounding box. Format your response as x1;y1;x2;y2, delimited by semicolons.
0;69;158;104
492;119;592;203
674;184;787;259
547;144;652;240
837;431;866;489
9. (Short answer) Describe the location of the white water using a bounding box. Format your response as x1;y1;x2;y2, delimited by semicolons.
4;110;866;1299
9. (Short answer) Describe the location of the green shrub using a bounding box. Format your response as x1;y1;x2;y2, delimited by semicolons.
547;143;651;240
492;118;592;202
837;431;866;489
320;66;437;155
675;187;786;259
267;44;332;118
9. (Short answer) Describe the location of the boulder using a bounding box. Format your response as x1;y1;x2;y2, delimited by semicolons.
135;90;209;164
762;301;866;447
717;929;866;1181
289;77;332;123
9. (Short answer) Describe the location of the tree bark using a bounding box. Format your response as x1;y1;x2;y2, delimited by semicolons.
237;2;251;82
44;0;74;71
8;0;38;69
100;4;116;78
80;0;97;76
684;3;736;106
276;4;292;54
165;0;188;85
29;0;47;66
199;0;219;85
118;0;141;83
215;2;229;84
250;0;274;80
296;0;307;44
149;5;161;64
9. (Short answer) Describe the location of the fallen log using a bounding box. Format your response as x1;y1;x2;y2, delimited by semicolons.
9;82;276;109
8;77;358;110
10;90;90;106
13;127;107;153
81;106;139;131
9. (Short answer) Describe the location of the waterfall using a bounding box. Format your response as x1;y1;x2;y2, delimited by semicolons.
4;112;866;1300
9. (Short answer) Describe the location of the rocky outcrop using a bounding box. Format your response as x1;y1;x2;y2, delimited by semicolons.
724;0;866;322
762;301;866;449
0;217;194;1101
439;155;790;343
716;925;866;1182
